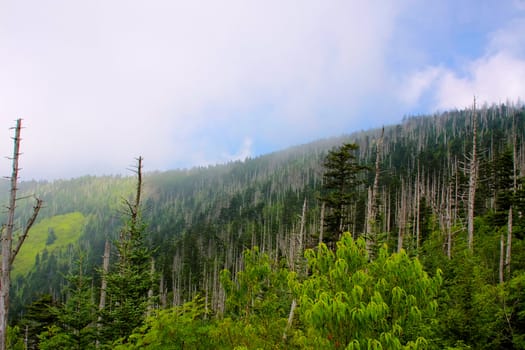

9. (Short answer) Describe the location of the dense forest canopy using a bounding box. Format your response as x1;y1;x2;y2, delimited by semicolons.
1;102;525;348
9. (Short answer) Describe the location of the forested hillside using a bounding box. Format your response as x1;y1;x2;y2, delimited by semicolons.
2;101;525;348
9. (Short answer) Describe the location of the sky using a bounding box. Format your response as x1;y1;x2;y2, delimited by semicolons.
1;0;524;180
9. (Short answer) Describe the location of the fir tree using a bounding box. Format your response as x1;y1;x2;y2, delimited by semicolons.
39;250;97;349
18;295;57;350
320;142;368;246
98;157;155;345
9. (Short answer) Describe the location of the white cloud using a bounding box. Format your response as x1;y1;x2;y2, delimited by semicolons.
223;138;253;164
514;0;525;11
487;18;525;57
399;12;525;111
0;0;405;179
434;52;525;109
4;1;523;180
399;66;447;106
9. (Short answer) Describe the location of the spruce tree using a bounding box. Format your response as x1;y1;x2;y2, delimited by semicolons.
18;295;57;350
38;251;97;350
320;142;367;247
98;157;154;345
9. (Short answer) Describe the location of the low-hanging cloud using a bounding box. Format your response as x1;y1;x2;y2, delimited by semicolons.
0;0;403;179
1;1;523;180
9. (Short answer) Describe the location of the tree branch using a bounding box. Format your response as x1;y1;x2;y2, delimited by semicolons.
10;197;43;266
132;156;143;224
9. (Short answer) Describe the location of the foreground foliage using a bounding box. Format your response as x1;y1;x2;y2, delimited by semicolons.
113;234;441;349
295;234;441;349
9;227;525;349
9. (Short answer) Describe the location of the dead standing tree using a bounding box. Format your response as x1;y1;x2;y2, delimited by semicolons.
467;98;478;252
0;119;42;350
365;127;383;255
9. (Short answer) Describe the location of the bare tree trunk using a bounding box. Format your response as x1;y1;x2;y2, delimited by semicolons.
366;127;383;254
0;119;42;350
24;325;28;350
446;184;453;259
386;190;391;235
506;206;512;279
288;232;295;272
397;180;406;252
159;274;167;309
172;253;182;306
449;158;460;259
98;240;111;312
131;157;143;226
283;299;297;341
415;165;421;253
506;113;517;278
147;258;155;316
513;113;518;191
203;264;209;319
499;226;505;284
297;197;306;263
319;202;325;244
284;198;307;340
97;239;111;347
366;186;373;236
467;98;478;252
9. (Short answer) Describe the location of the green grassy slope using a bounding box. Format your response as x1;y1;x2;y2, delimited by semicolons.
12;212;86;277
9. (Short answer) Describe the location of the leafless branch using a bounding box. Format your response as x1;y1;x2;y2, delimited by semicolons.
10;197;43;266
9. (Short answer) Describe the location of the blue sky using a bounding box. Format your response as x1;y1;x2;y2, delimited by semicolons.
1;0;524;180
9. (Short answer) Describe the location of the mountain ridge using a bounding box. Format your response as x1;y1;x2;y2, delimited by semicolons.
2;101;524;321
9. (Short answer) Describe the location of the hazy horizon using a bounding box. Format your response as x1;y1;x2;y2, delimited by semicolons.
1;1;524;180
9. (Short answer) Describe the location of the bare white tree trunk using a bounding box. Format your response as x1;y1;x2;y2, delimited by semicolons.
97;239;111;347
499;226;505;284
467;98;478;252
159;274;167;309
446;184;453;259
366;186;373;237
506;113;517;278
98;240;111;312
397;179;407;253
284;198;307;340
283;299;297;341
297;197;306;262
319;202;325;244
365;129;383;256
415;165;421;253
147;258;156;316
0;119;42;350
506;206;513;278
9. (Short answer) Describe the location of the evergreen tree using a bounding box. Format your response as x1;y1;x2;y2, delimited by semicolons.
98;157;154;345
38;250;97;350
46;229;57;246
320;143;367;246
18;295;57;350
114;298;213;350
